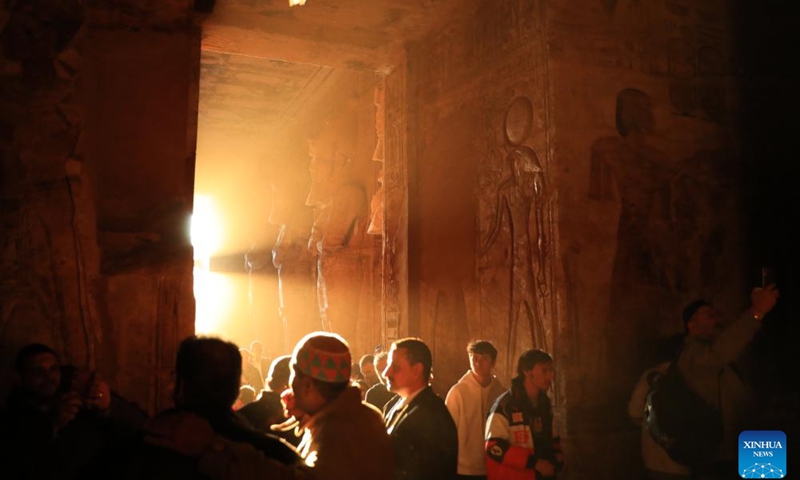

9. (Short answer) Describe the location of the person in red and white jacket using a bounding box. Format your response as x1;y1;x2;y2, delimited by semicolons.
485;349;563;480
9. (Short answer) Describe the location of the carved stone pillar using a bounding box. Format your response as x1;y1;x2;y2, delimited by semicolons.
368;83;385;236
382;67;409;342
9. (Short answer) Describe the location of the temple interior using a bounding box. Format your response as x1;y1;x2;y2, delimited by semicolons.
1;0;798;477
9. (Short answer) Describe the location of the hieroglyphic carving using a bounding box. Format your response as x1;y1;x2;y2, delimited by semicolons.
368;83;385;236
382;67;408;342
417;0;545;104
600;0;729;122
481;96;552;363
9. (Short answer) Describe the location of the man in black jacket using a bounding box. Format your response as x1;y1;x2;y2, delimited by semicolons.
383;337;458;480
86;336;300;479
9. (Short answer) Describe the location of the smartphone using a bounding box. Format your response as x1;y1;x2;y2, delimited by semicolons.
761;267;776;287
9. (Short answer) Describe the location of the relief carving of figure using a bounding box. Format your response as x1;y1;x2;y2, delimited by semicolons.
481;96;550;360
589;88;674;394
368;84;385;236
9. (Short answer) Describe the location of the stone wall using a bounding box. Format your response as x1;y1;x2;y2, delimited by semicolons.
550;0;745;404
0;0;199;413
548;0;746;476
404;0;747;477
406;0;559;397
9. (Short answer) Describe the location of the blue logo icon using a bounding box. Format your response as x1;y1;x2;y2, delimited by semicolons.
739;430;786;478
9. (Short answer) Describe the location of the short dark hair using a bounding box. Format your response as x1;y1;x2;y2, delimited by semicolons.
516;349;553;378
15;343;58;372
176;336;241;411
267;355;292;392
682;299;711;333
467;340;498;362
394;337;432;381
359;354;375;369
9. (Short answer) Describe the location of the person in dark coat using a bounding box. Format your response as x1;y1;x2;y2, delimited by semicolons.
139;332;394;480
365;351;395;411
0;344;147;480
240;348;265;391
82;336;300;479
383;337;458;480
239;355;302;446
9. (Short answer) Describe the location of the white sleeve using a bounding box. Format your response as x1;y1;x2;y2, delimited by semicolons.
485;406;510;442
627;369;652;423
445;386;461;425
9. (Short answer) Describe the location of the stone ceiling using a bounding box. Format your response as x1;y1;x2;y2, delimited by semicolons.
198;0;466;139
195;0;467;258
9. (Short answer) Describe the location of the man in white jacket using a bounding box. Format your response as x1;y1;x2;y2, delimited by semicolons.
445;340;506;480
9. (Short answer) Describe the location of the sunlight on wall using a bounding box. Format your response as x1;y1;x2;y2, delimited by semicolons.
191;194;221;270
191;194;229;335
193;268;234;334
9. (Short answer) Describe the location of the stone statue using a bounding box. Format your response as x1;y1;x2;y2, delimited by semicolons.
263;160;316;351
305;104;368;345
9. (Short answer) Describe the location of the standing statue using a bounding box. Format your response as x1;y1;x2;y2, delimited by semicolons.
305;104;368;345
481;96;550;360
268;160;317;350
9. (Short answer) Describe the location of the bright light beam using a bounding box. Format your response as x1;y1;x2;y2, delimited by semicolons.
191;194;221;269
191;194;228;334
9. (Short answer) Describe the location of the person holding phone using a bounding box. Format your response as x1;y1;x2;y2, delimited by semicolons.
0;343;146;479
677;281;779;480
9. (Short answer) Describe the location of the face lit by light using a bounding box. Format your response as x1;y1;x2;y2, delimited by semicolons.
384;347;421;397
469;352;495;380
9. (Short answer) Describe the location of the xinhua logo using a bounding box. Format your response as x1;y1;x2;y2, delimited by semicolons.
739;430;786;478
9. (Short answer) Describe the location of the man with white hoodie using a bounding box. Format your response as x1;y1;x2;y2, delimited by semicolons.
445;340;506;480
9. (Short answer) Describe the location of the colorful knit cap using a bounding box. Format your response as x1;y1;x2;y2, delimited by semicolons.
292;332;351;383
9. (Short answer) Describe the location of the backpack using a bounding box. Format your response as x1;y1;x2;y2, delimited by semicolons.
644;353;723;466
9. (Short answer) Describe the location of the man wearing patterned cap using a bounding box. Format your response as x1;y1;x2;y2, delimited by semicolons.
285;331;393;478
145;332;394;480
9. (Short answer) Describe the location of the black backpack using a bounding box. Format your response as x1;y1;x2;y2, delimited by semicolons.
644;352;723;466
